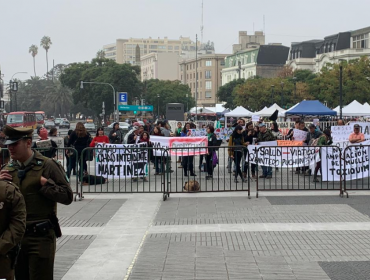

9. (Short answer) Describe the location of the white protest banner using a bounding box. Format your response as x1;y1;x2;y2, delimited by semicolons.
322;140;370;181
190;129;207;137
293;129;308;141
95;143;148;178
331;126;353;142
313;119;319;126
247;143;319;168
169;137;207;156
252;115;260;122
214;127;234;140
150;136;208;156
35;139;52;149
50;136;65;160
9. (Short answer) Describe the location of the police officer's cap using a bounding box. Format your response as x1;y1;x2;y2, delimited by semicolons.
3;125;34;145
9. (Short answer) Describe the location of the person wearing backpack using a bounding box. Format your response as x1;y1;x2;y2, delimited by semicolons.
228;125;247;183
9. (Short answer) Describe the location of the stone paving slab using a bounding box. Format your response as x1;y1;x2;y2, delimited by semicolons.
154;197;370;225
319;261;370;280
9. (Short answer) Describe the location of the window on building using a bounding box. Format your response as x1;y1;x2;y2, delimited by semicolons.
158;45;166;49
352;34;369;49
168;46;173;50
150;45;157;49
206;60;212;66
205;91;212;98
200;81;202;88
193;82;195;88
175;46;179;50
220;59;225;66
205;70;211;79
205;81;212;90
193;73;195;79
187;65;188;70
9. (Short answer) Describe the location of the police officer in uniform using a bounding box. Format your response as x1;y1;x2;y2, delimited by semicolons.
0;180;26;280
0;125;73;280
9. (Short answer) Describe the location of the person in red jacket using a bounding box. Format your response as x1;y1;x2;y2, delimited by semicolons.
90;127;110;147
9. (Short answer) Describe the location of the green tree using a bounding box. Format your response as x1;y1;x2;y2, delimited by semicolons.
145;79;195;116
60;58;142;116
217;79;245;109
40;36;52;79
29;44;38;77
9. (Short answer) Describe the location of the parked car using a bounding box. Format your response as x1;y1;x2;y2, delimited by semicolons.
44;120;56;129
84;122;96;132
54;118;63;126
59;120;70;129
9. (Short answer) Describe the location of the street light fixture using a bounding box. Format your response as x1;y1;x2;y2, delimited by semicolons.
186;93;188;112
10;72;27;112
270;85;275;106
157;94;160;117
80;81;119;122
280;82;285;108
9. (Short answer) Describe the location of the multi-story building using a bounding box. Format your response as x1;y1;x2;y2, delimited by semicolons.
287;26;370;73
103;36;197;65
179;54;228;107
141;53;180;81
232;31;265;53
221;44;290;85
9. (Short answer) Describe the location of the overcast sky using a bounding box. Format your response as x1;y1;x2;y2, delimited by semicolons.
0;0;369;82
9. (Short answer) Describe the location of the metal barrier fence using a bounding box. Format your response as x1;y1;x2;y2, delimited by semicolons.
78;146;167;200
255;145;344;197
163;146;250;199
343;145;370;193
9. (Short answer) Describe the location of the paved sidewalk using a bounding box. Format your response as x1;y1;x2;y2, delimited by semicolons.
54;191;370;280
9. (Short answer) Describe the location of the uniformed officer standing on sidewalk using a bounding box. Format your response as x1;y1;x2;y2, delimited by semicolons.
0;125;73;280
0;180;26;280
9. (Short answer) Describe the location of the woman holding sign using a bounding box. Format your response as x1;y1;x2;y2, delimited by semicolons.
90;127;110;146
205;126;218;180
181;123;197;177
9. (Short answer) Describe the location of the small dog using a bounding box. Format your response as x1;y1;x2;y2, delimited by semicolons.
183;180;200;192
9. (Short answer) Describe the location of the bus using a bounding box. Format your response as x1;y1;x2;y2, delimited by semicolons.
35;111;45;127
6;111;37;129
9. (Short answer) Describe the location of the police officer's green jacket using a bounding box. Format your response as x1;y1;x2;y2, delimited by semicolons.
0;181;26;255
4;150;73;223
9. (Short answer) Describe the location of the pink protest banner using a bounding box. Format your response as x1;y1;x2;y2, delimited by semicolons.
169;137;208;156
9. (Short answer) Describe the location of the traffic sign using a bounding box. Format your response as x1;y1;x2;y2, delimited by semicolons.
118;105;153;111
119;92;128;103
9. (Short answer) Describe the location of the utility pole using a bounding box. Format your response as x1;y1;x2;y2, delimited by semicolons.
339;65;343;119
195;34;198;121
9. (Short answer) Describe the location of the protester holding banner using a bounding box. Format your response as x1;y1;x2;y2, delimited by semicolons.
228;125;247;183
32;127;58;158
313;129;332;182
205;126;218;180
109;122;124;144
349;124;365;143
137;131;152;182
89;127;110;147
152;126;164;175
243;122;257;179
287;120;300;140
127;126;141;144
181;123;197;177
337;119;345;126
302;124;322;176
175;122;183;167
256;123;276;179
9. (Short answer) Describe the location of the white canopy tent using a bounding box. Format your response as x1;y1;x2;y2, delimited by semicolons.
189;107;216;116
255;103;286;117
224;106;254;125
341;100;370;116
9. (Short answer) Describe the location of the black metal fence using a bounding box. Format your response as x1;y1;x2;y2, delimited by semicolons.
255;145;344;197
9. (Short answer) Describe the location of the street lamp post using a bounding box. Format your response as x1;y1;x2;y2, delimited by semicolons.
339;65;343;120
10;72;27;112
270;85;275;106
280;82;285;109
186;93;188;112
157;94;160;117
80;81;119;122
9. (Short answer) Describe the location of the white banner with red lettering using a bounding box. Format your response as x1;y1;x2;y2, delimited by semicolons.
150;136;208;156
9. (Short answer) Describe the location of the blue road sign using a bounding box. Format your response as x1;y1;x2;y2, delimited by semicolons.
119;92;128;103
118;105;153;111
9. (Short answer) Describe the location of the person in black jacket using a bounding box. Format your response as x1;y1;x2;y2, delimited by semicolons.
109;122;123;144
67;122;91;178
205;126;218;180
242;122;257;178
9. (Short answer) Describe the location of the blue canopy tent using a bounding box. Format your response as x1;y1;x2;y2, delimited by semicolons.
285;100;337;116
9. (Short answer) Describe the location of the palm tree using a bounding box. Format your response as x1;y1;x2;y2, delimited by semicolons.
40;36;52;79
29;45;38;77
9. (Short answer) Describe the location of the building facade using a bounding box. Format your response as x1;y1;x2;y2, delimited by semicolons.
287;26;370;73
179;54;228;107
140;52;180;81
221;45;290;85
232;31;265;53
103;37;197;65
